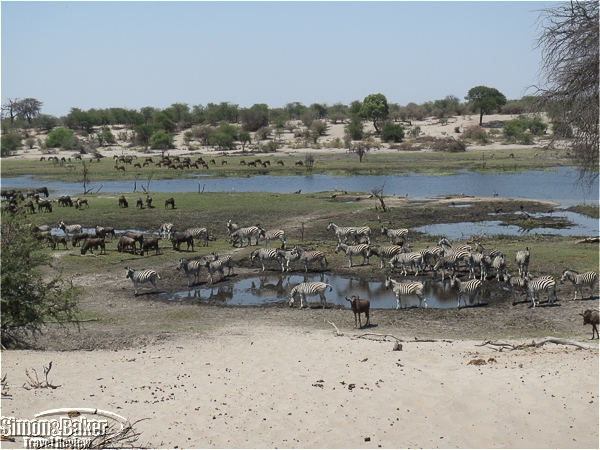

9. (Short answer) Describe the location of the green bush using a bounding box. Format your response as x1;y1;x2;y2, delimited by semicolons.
150;130;174;149
45;127;75;148
345;117;364;140
527;116;548;136
310;120;328;136
1;133;22;156
552;121;574;138
381;122;404;143
503;117;535;144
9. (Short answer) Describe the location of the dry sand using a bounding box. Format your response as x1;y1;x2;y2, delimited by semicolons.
2;325;598;449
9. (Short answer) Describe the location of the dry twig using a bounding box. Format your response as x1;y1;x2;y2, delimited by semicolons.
326;321;343;336
477;337;594;351
22;361;61;390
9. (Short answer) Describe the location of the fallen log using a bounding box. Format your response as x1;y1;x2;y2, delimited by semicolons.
575;236;600;244
477;336;595;351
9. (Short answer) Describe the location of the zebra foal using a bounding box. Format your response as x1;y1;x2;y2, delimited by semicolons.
125;266;161;295
560;270;598;301
288;282;333;309
384;276;427;309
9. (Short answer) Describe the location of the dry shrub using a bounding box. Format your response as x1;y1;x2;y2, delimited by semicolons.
432;137;467;152
462;125;489;143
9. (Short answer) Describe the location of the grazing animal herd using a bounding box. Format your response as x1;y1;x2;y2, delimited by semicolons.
14;197;598;335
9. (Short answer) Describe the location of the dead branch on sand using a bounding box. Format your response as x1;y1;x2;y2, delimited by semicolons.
326;321;343;336
477;337;595;351
22;361;60;390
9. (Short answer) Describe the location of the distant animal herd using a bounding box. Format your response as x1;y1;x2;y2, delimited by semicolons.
2;186;598;337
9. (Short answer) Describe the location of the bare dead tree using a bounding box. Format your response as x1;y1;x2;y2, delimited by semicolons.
142;173;153;193
77;161;93;195
371;181;387;212
531;1;599;186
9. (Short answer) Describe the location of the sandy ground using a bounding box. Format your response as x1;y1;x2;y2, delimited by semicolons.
9;114;546;162
2;325;598;449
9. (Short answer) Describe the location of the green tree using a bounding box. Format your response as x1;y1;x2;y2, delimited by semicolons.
33;114;58;132
16;98;43;123
359;94;389;133
310;120;327;136
238;130;251;152
464;86;507;126
345;116;364;141
208;122;238;150
153;112;176;133
150;130;174;149
45;127;75;148
96;126;116;146
135;124;157;148
1;133;22;156
241;104;270;132
1;212;80;348
381;122;405;143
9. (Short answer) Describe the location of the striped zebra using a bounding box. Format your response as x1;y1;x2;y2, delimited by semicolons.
384;276;427;309
438;237;472;256
327;222;357;244
433;255;458;281
229;226;262;247
466;251;488;280
492;254;506;281
276;248;300;272
260;228;287;249
159;223;174;239
291;245;328;272
226;220;240;235
473;242;501;259
185;227;210;247
515;247;530;277
125;266;161;295
560;270;598;300
524;276;556;308
250;248;284;272
503;272;528;305
177;258;203;286
335;243;370;268
209;252;234;276
369;245;404;269
203;258;228;284
58;221;82;237
450;276;483;308
288;282;333;309
389;252;423;276
416;246;441;271
380;226;409;244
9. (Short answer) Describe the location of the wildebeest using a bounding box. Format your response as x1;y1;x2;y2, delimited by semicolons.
118;196;129;208
48;235;68;250
71;232;90;247
37;200;53;213
581;310;599;340
81;237;106;255
170;231;194;252
58;196;74;207
75;198;89;209
117;236;138;254
141;237;161;256
165;198;176;209
145;195;153;208
36;187;49;197
345;295;371;329
136;197;144;209
95;226;116;239
123;232;144;250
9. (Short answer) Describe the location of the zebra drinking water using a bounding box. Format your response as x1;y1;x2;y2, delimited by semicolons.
560;270;598;300
125;267;161;295
380;226;409;244
250;248;285;272
384;276;427;309
450;276;483;308
515;248;530;277
290;245;328;272
177;258;203;286
288;282;333;308
334;243;370;268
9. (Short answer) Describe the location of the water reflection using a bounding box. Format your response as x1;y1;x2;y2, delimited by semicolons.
167;273;487;309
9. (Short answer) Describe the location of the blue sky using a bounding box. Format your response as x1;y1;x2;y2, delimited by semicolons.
2;1;549;117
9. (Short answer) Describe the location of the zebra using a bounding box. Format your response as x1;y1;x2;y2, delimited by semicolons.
369;245;404;269
492;254;506;281
466;251;488;280
524;276;557;308
384;276;427;309
416;246;441;271
380;226;409;244
209;252;235;276
177;258;203;287
159;223;174;239
473;241;501;259
226;219;240;235
290;245;328;272
327;222;357;244
438;237;472;256
334;243;370;268
389;252;423;276
288;282;333;309
560;270;598;300
259;228;287;249
250;248;284;272
276;248;300;272
503;272;529;305
203;258;227;284
450;276;483;308
433;255;458;281
125;266;161;295
515;247;530;277
58;221;82;237
185;227;210;247
229;226;262;247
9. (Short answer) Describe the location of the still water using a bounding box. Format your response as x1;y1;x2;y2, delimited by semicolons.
3;167;598;207
167;273;488;309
